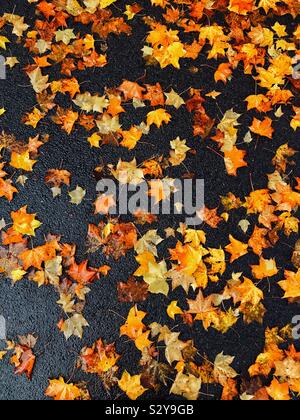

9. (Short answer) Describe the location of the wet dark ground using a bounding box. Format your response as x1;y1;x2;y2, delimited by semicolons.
0;1;299;400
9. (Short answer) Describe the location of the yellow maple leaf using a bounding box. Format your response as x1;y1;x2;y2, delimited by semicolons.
0;36;10;49
229;277;264;307
118;371;147;400
112;159;144;185
170;371;202;400
120;306;146;340
156;42;186;69
88;132;101;148
11;206;42;236
135;331;152;351
10;151;37;172
100;0;117;8
24;107;45;128
120;127;143;150
258;0;280;13
251;257;279;280
11;268;27;283
279;270;300;299
266;378;290;401
45;377;81;401
143;260;169;295
134;251;156;277
167;301;183;320
147;109;171;128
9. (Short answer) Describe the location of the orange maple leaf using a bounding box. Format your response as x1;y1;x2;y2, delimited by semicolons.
224;147;247;176
0;178;18;201
11;206;41;236
45;378;81;401
251;257;278;280
214;63;232;83
19;241;60;270
67;260;97;285
119;81;145;100
120;127;143;150
250;117;274;139
147;109;172;128
266;378;290;401
225;235;248;262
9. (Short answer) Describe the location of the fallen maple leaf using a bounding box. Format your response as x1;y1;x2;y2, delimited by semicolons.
0;178;18;201
225;235;248;263
170;371;202;400
10;151;37;172
251;257;278;280
214;63;232;83
118;371;147;400
278;270;300;299
11;206;41;237
45;377;81;401
79;338;120;375
266;378;290;401
67;260;97;285
147;109;171;128
60;314;89;340
27;67;50;93
214;352;238;386
250;117;274;139
120;127;143;150
119;81;145;100
224;147;248;176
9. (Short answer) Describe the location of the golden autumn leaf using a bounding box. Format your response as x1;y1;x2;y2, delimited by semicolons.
266;378;290;401
251;257;279;280
214;63;232;83
0;178;18;201
147;109;171;128
227;277;264;307
45;377;81;401
120;127;143;150
167;300;183;320
170;372;202;400
118;371;147;400
214;352;238;386
11;206;41;236
27;67;50;93
224;147;248;176
250;117;274;139
100;0;118;9
120;306;152;350
10;151;37;172
225;235;248;263
279;270;300;299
